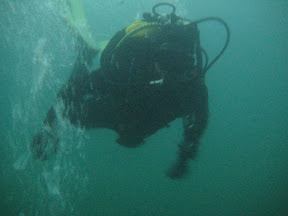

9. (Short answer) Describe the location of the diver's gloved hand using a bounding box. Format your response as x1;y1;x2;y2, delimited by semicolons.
30;126;59;160
166;140;198;179
166;153;190;179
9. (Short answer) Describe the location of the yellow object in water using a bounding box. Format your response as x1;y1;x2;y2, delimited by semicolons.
64;0;98;51
125;21;157;37
98;40;110;52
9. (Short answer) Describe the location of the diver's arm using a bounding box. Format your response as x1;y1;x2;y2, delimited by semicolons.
183;80;209;159
167;79;209;178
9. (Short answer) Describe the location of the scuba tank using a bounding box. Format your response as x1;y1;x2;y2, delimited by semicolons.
105;2;230;86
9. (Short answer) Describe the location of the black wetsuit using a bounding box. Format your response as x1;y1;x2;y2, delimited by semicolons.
32;24;209;178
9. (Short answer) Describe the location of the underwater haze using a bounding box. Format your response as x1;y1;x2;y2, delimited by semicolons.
1;0;288;215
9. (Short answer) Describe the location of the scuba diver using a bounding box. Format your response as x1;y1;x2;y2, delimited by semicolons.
31;2;230;179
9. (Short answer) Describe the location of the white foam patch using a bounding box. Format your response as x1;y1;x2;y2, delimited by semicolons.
43;166;61;197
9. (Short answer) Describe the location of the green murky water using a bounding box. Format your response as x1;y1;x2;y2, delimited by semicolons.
0;0;287;215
